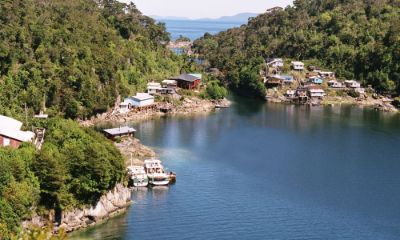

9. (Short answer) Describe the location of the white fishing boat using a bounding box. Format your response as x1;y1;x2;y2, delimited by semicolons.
127;165;149;187
144;159;170;186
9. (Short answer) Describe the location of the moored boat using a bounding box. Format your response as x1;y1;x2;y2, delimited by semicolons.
127;165;149;187
144;159;170;186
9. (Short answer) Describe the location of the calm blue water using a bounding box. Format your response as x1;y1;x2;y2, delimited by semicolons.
161;20;243;40
72;98;400;240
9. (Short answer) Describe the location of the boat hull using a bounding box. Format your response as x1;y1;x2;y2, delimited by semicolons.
149;179;170;186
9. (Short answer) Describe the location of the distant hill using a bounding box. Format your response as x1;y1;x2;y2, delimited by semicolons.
153;13;258;23
193;0;400;95
198;13;258;22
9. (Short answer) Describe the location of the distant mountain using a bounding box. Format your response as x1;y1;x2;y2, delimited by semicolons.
151;15;191;21
153;13;258;23
198;13;258;22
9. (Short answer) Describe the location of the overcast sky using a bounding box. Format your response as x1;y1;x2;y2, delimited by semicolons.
119;0;293;19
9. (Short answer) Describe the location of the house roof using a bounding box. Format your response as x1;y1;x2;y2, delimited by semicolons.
0;129;35;142
291;61;304;65
0;115;23;131
162;80;177;84
170;73;200;82
131;93;154;101
103;127;136;136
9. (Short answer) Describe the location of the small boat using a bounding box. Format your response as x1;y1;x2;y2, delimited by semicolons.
144;159;170;186
215;105;229;109
168;172;177;183
127;166;149;187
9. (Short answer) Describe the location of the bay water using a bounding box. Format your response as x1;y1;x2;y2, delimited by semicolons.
160;20;243;40
72;97;400;240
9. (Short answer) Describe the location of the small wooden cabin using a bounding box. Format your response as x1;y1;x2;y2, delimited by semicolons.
103;127;136;141
170;74;201;90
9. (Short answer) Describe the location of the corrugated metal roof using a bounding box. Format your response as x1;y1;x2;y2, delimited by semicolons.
170;73;200;82
103;126;136;136
0;115;23;131
0;129;35;142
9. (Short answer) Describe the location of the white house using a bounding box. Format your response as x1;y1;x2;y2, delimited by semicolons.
291;61;305;71
319;71;335;78
345;80;361;88
285;90;296;98
308;88;326;98
267;58;284;68
147;82;162;95
328;80;344;88
124;93;155;108
162;80;177;88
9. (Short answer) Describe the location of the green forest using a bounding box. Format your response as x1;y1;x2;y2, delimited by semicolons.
0;0;181;238
194;0;400;97
0;118;125;239
0;0;182;120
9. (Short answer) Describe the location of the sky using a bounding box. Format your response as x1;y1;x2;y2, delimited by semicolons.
119;0;293;19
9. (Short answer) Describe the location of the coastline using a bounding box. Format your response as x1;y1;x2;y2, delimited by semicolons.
266;92;398;113
79;97;231;127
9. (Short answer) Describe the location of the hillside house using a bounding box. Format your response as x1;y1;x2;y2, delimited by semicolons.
0;115;35;149
285;90;296;98
170;73;202;90
266;58;284;68
122;93;155;108
319;71;335;79
345;80;361;88
162;80;178;89
307;86;326;98
328;80;344;88
147;82;162;95
310;77;323;85
291;61;304;71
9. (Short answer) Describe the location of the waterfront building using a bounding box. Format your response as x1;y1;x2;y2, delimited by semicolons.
170;73;202;90
103;126;136;141
123;93;155;108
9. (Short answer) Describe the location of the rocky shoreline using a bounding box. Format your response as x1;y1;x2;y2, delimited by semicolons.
266;93;398;113
80;97;231;127
22;183;132;234
22;137;157;235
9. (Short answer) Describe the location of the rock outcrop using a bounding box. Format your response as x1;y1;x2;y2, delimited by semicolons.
58;183;132;232
23;183;132;233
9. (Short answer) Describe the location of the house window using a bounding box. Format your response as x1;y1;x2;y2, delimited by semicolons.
3;137;10;147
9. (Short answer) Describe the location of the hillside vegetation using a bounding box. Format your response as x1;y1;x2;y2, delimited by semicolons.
194;0;400;96
0;0;182;120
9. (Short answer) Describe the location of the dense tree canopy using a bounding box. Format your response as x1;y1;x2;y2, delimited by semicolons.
0;119;125;239
194;0;400;96
0;0;182;120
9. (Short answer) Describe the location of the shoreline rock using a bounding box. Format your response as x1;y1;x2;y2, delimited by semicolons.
22;183;132;234
79;97;232;127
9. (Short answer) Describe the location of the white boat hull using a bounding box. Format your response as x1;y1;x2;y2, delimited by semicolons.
149;179;170;186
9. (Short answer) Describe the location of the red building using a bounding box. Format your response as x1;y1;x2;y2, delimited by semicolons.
0;115;35;149
170;73;202;90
